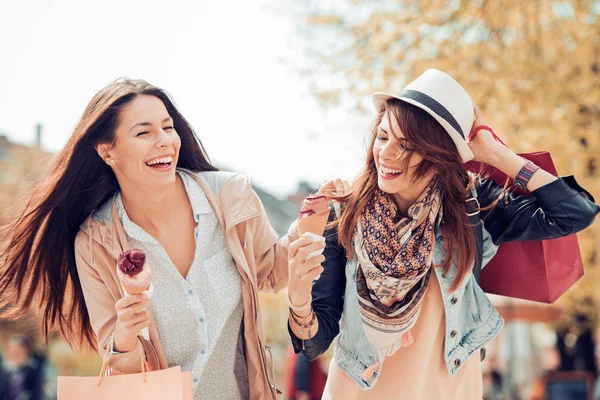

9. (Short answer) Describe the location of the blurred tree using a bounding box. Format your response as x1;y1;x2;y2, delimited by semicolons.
291;0;600;364
0;139;52;225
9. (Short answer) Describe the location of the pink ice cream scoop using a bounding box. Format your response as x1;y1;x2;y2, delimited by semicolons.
116;249;152;295
298;195;329;236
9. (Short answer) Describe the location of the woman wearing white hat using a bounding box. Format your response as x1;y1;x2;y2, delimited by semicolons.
285;69;599;398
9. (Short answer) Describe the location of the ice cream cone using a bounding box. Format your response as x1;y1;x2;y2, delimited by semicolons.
297;195;330;277
298;194;330;236
120;282;150;295
116;249;153;340
116;249;153;295
298;209;330;236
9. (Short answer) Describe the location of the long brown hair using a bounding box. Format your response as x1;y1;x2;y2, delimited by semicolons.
0;78;218;350
336;99;480;292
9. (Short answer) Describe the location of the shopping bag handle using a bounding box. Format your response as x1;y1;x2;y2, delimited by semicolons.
468;125;507;147
97;338;148;386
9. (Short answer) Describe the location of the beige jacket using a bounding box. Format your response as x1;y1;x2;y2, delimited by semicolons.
74;170;297;400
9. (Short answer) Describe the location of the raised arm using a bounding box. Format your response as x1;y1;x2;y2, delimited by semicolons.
288;225;347;360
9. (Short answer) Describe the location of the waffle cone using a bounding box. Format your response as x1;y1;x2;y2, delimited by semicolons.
298;209;329;236
121;282;150;295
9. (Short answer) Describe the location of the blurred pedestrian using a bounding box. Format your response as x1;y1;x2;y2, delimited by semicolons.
4;336;42;400
483;370;508;400
283;346;327;400
0;354;9;400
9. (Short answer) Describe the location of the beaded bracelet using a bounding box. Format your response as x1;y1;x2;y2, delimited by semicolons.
290;308;317;339
514;160;540;191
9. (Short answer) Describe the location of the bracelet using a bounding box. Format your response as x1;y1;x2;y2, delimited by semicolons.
290;308;317;339
287;293;312;314
109;334;124;355
514;160;540;191
289;306;312;321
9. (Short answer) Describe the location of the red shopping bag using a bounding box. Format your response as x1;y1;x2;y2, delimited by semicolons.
466;151;584;303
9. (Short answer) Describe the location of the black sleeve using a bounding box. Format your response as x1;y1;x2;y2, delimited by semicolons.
477;175;600;245
288;216;347;361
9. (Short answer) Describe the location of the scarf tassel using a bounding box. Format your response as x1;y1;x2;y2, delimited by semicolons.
402;330;414;347
361;362;380;382
360;331;413;382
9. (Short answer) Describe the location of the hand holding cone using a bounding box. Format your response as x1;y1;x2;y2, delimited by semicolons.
116;249;153;340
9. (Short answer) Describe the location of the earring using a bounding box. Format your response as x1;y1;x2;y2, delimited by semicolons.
110;158;115;164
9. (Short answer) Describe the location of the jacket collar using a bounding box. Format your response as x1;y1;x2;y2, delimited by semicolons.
82;169;259;263
114;171;213;243
179;168;259;233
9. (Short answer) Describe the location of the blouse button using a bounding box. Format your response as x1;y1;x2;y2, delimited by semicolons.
450;330;457;338
455;359;462;367
451;297;458;305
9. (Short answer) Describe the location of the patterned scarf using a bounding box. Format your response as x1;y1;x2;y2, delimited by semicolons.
355;181;442;337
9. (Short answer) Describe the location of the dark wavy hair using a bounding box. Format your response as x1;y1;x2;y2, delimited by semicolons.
0;78;218;350
335;99;495;292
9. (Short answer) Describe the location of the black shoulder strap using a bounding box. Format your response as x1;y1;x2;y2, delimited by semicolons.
466;187;483;283
466;186;488;362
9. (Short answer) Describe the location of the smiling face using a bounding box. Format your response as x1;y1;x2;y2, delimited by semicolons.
373;110;432;205
97;95;181;191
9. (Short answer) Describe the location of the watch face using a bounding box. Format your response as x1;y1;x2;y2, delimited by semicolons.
514;181;525;190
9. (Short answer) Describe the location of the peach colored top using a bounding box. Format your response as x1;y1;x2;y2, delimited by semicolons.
322;273;482;400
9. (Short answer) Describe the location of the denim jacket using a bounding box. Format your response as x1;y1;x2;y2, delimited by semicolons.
289;176;599;390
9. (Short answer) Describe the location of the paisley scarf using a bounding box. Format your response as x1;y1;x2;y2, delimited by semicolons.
355;181;442;338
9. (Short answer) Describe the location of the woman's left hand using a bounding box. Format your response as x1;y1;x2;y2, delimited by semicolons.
467;105;509;165
287;237;326;308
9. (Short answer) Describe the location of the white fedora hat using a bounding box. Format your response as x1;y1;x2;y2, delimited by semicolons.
372;69;475;163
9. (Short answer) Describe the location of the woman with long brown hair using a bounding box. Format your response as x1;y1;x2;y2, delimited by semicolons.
285;69;599;399
0;78;301;400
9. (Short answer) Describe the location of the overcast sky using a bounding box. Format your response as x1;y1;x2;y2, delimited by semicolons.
0;0;372;197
